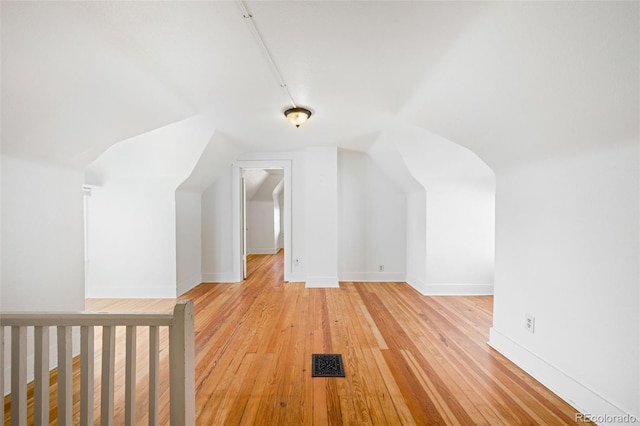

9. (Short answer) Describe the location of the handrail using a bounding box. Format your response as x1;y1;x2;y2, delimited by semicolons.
1;300;195;426
1;312;174;327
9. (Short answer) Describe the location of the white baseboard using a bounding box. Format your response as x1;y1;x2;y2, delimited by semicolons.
86;286;176;298
339;272;405;282
489;328;639;425
201;272;238;283
420;283;494;296
305;276;339;288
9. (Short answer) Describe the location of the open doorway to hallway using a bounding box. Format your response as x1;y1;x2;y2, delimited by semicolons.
232;159;292;283
241;167;285;279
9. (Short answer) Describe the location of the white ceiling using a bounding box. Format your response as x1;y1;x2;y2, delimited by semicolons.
2;1;637;171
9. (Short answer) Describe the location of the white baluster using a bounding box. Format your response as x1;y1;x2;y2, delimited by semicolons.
11;326;26;426
57;326;72;425
0;326;4;422
34;326;50;425
125;325;136;426
101;325;115;426
80;326;94;426
149;325;160;426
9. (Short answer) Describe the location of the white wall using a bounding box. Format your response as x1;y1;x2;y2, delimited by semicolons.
489;143;639;419
176;190;202;295
86;181;178;297
338;149;406;281
290;155;307;282
424;177;495;294
85;116;214;298
392;127;496;295
305;147;339;287
246;200;276;254
366;136;426;289
201;166;236;282
1;155;85;310
405;190;427;288
179;131;244;285
1;154;85;393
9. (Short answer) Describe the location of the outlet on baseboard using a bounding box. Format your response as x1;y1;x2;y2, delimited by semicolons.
379;264;384;272
525;313;535;333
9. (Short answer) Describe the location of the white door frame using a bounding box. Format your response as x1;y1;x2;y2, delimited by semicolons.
232;160;292;282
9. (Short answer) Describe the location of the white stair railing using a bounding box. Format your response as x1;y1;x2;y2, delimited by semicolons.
1;300;195;426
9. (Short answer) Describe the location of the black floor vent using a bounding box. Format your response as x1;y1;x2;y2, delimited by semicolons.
311;354;345;377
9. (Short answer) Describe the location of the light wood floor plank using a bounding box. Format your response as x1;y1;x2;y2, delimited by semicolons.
4;251;591;425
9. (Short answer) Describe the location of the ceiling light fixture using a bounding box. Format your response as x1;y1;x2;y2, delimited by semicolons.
238;1;313;128
284;107;312;128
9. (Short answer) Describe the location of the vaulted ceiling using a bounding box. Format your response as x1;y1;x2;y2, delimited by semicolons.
2;1;637;172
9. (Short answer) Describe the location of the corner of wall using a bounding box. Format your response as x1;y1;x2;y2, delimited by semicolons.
305;276;339;288
177;273;203;297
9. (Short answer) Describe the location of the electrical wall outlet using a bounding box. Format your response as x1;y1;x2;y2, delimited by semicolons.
525;313;535;333
379;264;384;272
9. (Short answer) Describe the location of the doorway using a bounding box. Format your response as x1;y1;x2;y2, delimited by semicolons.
232;160;292;282
242;168;284;278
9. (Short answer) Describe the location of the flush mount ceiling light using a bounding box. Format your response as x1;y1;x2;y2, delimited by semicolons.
238;2;313;129
284;107;312;128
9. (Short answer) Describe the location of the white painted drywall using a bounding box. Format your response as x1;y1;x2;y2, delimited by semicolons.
490;143;639;418
391;127;496;294
85;116;213;298
1;155;85;310
338;149;406;281
246;201;277;254
405;190;427;288
305;147;339;287
366;136;426;289
180;131;244;285
201;166;236;282
176;190;202;295
289;154;307;282
86;181;178;297
424;177;495;293
1;154;85;393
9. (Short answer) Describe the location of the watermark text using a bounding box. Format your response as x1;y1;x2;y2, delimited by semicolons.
576;412;638;424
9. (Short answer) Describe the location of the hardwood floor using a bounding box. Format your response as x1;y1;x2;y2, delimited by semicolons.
4;251;587;425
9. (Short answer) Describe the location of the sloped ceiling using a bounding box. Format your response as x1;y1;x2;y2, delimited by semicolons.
2;1;637;170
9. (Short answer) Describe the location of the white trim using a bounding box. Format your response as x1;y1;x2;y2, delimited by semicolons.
86;287;176;299
488;328;638;425
286;270;306;283
339;272;405;282
305;276;339;288
420;283;494;296
201;272;238;283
